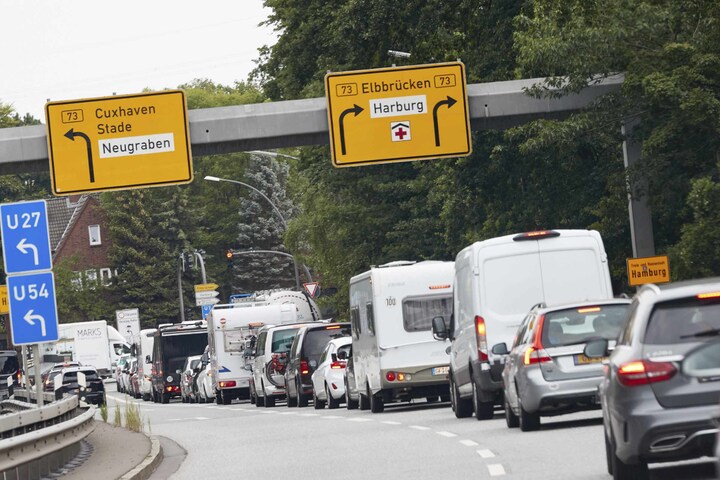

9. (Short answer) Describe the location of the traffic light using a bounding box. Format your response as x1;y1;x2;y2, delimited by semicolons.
225;249;234;269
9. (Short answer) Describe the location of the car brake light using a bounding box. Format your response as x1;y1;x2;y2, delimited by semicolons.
577;306;601;313
300;360;309;375
219;381;237;388
513;230;560;241
386;371;396;382
697;291;720;299
617;360;677;386
325;325;341;330
524;314;551;365
475;316;488;361
330;361;346;369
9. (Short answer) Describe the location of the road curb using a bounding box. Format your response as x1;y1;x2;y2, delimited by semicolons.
119;434;163;480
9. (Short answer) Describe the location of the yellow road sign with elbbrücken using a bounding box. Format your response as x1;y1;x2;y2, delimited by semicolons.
45;90;192;195
325;62;472;167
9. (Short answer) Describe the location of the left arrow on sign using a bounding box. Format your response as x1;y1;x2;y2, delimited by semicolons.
24;309;46;336
65;128;95;183
16;238;39;265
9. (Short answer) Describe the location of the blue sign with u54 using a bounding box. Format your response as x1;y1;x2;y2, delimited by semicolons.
7;271;59;345
0;200;52;275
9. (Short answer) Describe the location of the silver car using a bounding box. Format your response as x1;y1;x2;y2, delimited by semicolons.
499;298;631;431
585;277;720;480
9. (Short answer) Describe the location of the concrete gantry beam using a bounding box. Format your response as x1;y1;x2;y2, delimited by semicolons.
0;75;624;174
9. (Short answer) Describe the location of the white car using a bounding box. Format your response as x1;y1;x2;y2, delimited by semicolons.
311;337;352;409
196;360;215;403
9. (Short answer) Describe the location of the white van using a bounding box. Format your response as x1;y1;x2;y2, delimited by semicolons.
433;229;613;420
137;328;156;401
207;303;272;404
349;260;454;413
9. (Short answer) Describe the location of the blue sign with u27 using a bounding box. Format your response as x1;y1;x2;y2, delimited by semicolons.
0;200;52;275
7;271;59;345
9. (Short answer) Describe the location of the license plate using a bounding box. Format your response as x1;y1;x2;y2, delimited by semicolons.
574;354;606;365
432;366;449;376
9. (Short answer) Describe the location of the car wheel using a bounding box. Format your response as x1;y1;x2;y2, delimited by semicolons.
359;387;370;411
265;394;276;407
472;378;494;420
313;389;325;409
450;373;472;419
250;386;256;405
327;384;340;409
610;432;648;480
161;392;170;404
215;391;222;405
345;380;359;410
297;379;309;408
255;385;265;407
518;396;540;432
222;391;232;405
605;427;614;475
368;385;384;413
504;396;519;428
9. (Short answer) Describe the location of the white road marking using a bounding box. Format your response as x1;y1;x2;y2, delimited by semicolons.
436;431;457;438
278;411;298;415
487;464;506;476
301;413;320;417
477;449;495;458
381;421;402;425
459;439;479;447
347;417;373;422
409;425;431;431
322;415;342;419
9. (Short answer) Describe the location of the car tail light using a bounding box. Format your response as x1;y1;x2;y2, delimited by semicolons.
513;230;560;241
219;381;237;388
386;371;396;382
697;291;720;299
617;360;677;387
330;361;346;370
524;314;551;366
300;360;309;375
577;306;602;313
475;316;488;361
325;325;341;330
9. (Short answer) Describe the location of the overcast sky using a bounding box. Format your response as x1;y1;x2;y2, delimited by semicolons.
0;0;277;121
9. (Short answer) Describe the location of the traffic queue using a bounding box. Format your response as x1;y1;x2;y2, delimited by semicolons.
115;229;720;480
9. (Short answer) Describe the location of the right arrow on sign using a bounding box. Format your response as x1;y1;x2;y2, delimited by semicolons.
339;104;364;155
433;96;457;147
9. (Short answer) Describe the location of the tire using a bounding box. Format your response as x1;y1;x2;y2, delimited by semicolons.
504;396;519;428
609;430;648;480
265;394;276;407
161;393;170;404
152;390;159;403
327;384;340;409
313;389;325;409
216;391;222;405
369;386;384;413
222;391;232;405
359;392;370;411
256;388;265;407
345;380;359;410
287;392;298;407
605;429;614;475
518;396;540;432
472;379;494;420
297;379;309;408
450;374;472;419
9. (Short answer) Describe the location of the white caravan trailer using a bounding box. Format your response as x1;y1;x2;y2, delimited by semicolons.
206;302;282;404
349;260;454;413
137;328;156;401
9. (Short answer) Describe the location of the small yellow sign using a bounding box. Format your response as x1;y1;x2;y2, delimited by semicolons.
627;255;670;286
45;90;193;195
325;62;471;167
0;285;7;314
194;283;219;293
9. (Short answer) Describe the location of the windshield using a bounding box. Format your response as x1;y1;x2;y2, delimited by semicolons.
271;328;299;353
645;297;720;345
541;304;629;348
304;326;351;361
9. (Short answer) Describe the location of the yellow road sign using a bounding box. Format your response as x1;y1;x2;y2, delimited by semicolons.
45;90;193;195
325;62;471;167
627;255;670;286
0;285;7;314
194;283;219;293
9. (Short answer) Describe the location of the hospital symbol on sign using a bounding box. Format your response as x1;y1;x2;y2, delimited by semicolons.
391;121;411;142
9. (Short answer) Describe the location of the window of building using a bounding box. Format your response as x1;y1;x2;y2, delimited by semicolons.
100;268;112;286
88;225;101;246
85;269;98;290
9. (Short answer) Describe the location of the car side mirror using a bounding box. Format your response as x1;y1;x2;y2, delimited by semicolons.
431;316;448;341
584;338;609;359
492;343;509;355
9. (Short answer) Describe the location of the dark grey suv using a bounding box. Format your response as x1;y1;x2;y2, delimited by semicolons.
586;277;720;480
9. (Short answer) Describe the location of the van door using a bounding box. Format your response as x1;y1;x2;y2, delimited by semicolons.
538;243;610;305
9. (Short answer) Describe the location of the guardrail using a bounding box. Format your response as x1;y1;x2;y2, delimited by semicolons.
0;390;96;480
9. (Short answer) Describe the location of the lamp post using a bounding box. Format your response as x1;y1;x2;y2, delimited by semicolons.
203;175;312;288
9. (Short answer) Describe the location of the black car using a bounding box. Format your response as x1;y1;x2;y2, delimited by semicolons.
151;322;208;404
56;366;106;406
285;323;351;407
0;350;20;400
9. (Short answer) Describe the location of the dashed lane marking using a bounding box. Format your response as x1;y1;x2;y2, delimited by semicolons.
477;449;495;458
409;425;431;431
487;464;506;476
381;421;402;425
347;417;373;422
436;431;457;438
322;415;343;419
459;439;479;447
300;413;320;417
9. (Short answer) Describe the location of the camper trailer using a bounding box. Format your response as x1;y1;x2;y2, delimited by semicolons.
349;260;454;413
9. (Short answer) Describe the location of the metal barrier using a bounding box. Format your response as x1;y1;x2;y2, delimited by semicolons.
0;390;96;480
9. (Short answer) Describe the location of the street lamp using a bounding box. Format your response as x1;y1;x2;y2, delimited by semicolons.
248;150;300;161
203;175;313;288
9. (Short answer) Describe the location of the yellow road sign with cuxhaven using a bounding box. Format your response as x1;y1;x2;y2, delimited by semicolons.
325;62;472;167
45;90;192;195
627;255;670;286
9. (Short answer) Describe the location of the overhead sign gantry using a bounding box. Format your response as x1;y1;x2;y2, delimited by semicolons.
325;62;472;167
